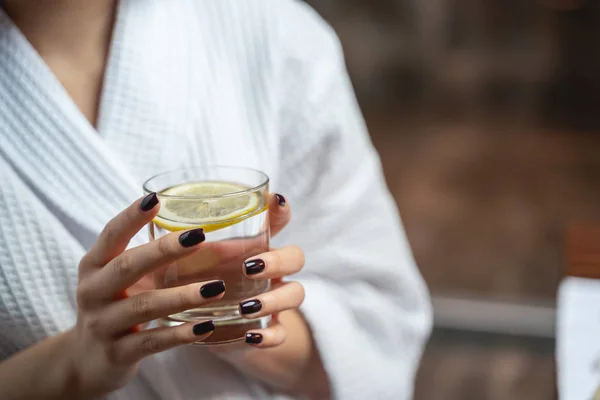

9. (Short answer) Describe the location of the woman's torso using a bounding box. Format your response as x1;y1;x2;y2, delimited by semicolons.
0;1;293;398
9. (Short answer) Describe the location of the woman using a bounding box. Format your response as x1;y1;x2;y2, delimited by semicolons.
0;0;431;399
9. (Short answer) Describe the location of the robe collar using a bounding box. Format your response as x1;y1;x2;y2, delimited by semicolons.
0;1;194;247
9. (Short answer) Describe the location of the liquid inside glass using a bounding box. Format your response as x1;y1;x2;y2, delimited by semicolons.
145;171;270;345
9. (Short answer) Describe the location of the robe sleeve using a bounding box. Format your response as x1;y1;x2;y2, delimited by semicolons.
271;2;433;399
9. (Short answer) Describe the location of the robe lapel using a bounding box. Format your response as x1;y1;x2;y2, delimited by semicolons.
0;4;210;398
97;0;199;179
0;0;200;249
0;5;144;246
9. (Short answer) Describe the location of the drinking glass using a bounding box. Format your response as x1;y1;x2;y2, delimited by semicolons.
143;167;270;344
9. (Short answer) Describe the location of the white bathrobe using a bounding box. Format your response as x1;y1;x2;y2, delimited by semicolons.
0;1;431;399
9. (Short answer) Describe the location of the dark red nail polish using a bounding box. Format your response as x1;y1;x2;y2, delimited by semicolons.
193;321;215;336
200;281;225;298
140;193;158;212
244;259;265;275
179;228;205;247
245;332;263;344
275;194;286;207
240;299;262;315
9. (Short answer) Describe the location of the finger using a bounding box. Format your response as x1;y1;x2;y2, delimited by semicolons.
82;193;160;273
244;321;287;348
269;193;290;237
242;246;304;279
111;320;216;364
238;281;305;319
84;228;206;303
99;280;225;336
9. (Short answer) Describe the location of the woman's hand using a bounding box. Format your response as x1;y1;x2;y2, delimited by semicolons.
230;194;304;348
209;195;327;396
237;194;306;348
67;193;225;397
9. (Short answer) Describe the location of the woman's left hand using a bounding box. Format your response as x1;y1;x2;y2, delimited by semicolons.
236;193;305;348
209;194;328;396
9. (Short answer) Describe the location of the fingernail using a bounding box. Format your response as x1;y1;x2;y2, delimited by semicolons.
140;192;159;212
275;194;286;207
179;228;205;247
193;321;215;336
245;332;263;344
200;281;225;298
244;259;266;275
240;299;262;315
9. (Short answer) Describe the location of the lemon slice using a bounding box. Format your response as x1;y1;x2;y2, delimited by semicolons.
153;181;262;232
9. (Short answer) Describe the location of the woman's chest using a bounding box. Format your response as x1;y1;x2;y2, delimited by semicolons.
98;63;282;192
105;101;281;188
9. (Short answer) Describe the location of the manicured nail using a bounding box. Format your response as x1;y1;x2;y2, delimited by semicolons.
193;321;215;336
240;299;262;315
140;192;158;212
179;228;205;247
244;259;266;275
275;194;286;207
200;281;225;298
245;332;263;344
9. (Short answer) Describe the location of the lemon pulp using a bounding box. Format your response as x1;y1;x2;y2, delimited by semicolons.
153;181;265;232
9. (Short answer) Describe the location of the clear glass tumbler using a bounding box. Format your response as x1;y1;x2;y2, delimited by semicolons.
143;167;270;344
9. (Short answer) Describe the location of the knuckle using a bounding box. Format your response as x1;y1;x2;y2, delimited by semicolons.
112;253;134;281
123;206;138;226
79;253;94;269
79;251;103;274
82;314;103;336
101;220;119;244
173;288;192;310
172;325;191;344
76;282;92;308
140;332;161;354
76;286;87;307
131;293;154;319
103;341;120;365
157;236;177;259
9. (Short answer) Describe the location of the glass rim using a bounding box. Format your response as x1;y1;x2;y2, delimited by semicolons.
142;166;269;200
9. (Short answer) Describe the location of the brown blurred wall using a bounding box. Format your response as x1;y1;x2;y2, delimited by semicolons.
305;0;600;302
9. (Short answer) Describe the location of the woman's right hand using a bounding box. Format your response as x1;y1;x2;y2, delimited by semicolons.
66;193;225;397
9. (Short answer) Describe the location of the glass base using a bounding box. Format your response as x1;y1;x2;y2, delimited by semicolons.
158;309;270;345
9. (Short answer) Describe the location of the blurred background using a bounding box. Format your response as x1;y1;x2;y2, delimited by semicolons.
304;0;600;399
